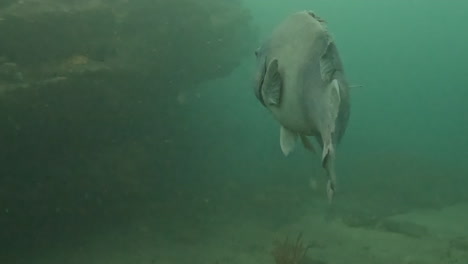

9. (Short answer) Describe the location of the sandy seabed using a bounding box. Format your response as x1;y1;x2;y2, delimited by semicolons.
18;201;468;264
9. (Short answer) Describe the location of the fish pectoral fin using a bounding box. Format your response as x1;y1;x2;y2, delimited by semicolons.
261;58;282;106
300;135;316;153
280;126;297;156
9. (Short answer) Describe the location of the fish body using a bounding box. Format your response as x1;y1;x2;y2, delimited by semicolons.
253;10;351;202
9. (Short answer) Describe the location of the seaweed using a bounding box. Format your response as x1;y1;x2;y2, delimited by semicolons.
271;233;311;264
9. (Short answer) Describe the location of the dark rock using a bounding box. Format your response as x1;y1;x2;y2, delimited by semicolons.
0;0;256;93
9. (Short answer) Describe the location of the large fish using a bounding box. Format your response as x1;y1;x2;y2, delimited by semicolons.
253;10;351;202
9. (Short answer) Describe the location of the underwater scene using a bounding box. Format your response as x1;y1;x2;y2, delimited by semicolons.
1;0;467;263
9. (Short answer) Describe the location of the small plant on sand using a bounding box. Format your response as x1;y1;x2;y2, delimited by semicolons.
271;233;311;264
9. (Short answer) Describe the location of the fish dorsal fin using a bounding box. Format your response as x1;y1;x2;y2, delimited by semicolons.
320;40;339;83
307;10;327;25
280;126;297;156
261;58;282;106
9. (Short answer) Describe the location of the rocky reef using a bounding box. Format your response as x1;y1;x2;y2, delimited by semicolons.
0;0;256;158
0;1;256;254
0;0;254;93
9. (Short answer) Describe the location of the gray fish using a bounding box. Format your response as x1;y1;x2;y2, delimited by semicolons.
253;10;351;203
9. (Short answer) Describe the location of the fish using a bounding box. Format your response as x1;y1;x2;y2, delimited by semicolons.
253;10;351;203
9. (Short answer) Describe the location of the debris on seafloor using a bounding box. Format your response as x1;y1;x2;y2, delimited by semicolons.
271;233;312;264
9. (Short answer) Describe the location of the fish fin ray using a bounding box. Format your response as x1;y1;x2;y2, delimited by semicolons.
320;40;340;82
261;58;282;106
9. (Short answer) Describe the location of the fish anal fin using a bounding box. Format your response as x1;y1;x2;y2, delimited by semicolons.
321;138;337;203
328;79;341;132
320;79;341;202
